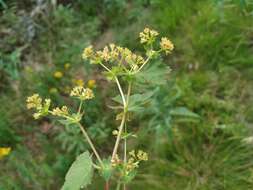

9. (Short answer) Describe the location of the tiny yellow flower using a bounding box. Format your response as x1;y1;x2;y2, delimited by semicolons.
73;79;84;87
137;150;148;161
129;150;136;158
112;130;118;136
54;71;63;78
82;45;94;60
70;86;94;100
26;94;42;110
52;106;69;117
26;95;51;119
0;147;11;159
49;88;58;94
139;27;159;44
160;37;174;54
87;79;96;88
64;63;71;70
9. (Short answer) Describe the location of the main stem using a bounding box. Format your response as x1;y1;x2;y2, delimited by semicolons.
112;110;126;160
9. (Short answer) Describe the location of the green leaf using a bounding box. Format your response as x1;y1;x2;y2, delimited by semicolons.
111;90;156;112
61;151;93;190
135;62;170;86
170;107;200;118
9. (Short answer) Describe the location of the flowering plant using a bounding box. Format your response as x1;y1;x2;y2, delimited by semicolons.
26;28;173;190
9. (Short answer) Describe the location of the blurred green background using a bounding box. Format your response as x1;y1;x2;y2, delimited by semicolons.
1;0;253;189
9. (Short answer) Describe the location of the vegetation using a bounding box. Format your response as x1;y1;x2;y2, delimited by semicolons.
0;0;253;189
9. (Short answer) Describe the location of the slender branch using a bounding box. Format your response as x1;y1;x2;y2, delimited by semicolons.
112;111;126;160
112;82;132;160
123;83;131;190
135;56;151;73
77;123;103;165
99;62;111;72
98;62;126;107
78;100;83;113
116;182;121;190
115;77;126;107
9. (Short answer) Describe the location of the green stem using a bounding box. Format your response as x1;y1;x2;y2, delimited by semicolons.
135;56;150;73
77;123;103;166
112;81;132;159
115;77;126;106
116;182;121;190
78;100;83;113
112;111;126;160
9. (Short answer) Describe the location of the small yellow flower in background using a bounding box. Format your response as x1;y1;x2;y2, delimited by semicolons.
54;71;63;79
72;79;84;87
24;66;33;73
160;37;174;54
87;79;96;88
0;147;11;159
82;45;94;60
139;27;159;44
49;88;58;94
70;86;94;100
52;106;69;117
64;63;71;70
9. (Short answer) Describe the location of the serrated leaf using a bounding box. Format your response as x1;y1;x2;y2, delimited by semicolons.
112;91;155;106
61;151;93;190
135;63;170;85
170;107;200;118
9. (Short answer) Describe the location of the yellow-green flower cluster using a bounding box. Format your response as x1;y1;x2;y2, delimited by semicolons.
70;86;94;100
52;106;69;117
139;27;159;44
111;150;148;173
126;150;148;172
26;94;51;119
129;150;148;161
82;44;144;67
139;27;174;55
160;37;174;54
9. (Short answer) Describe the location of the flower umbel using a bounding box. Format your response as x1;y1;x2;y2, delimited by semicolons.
26;94;51;119
70;86;94;100
139;27;159;44
82;45;94;60
52;106;69;117
26;94;42;110
160;37;174;54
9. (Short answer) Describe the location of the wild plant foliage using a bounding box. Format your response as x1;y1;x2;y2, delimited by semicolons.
26;28;174;190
